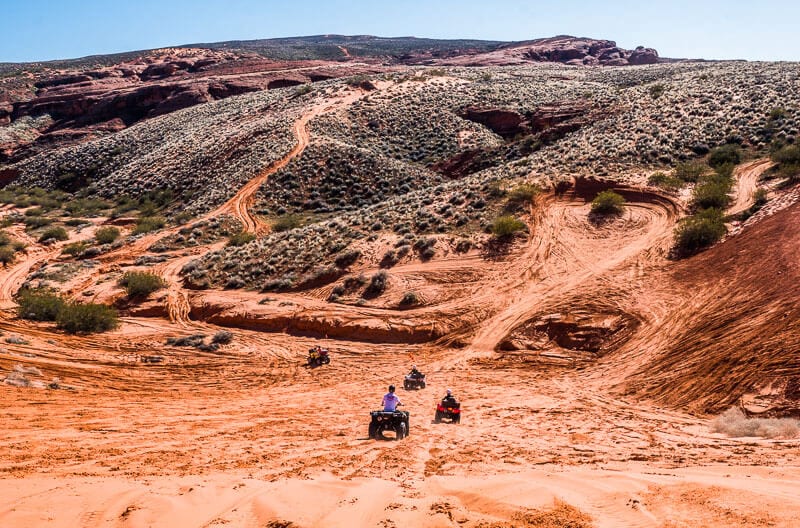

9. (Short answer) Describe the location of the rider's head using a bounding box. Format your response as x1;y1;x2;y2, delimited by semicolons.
389;385;395;393
412;364;417;369
446;389;452;396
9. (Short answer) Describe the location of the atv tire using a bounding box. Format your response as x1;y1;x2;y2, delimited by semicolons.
369;422;379;439
453;415;461;424
420;381;426;389
396;422;407;440
322;356;330;364
434;411;442;423
404;380;410;390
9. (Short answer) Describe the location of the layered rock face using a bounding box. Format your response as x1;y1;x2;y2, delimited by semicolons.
439;35;659;67
0;48;379;162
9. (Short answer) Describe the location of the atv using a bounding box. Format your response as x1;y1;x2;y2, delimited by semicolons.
307;347;330;367
403;372;426;390
369;409;410;440
434;400;461;424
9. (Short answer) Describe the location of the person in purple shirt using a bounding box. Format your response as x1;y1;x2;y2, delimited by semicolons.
382;385;402;411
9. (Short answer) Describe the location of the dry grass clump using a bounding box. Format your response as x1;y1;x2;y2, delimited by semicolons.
712;407;800;439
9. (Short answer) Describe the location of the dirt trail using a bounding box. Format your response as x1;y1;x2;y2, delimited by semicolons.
337;45;352;59
466;189;678;353
728;158;773;216
3;82;800;527
209;89;365;234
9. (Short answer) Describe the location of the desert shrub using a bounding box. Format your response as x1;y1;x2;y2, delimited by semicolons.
647;172;683;191
95;226;120;244
38;226;69;243
334;249;361;268
692;181;730;210
752;188;768;207
0;231;11;246
491;215;526;238
0;246;15;266
211;330;234;345
673;208;726;256
771;144;800;180
505;183;540;210
16;289;66;321
712;407;799;439
399;291;420;307
166;334;206;347
674;162;707;183
61;241;90;256
119;271;165;298
364;270;389;297
24;207;45;217
227;231;256;246
590;190;625;215
708;144;742;168
64;218;88;226
133;216;166;235
273;214;302;232
24;216;53;229
56;302;119;333
648;83;666;99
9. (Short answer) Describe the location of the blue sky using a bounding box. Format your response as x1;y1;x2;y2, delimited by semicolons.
1;0;798;62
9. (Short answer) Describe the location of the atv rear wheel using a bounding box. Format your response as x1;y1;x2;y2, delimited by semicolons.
420;381;426;389
322;356;330;364
396;422;407;440
403;380;410;390
434;411;442;423
453;415;461;424
368;422;378;439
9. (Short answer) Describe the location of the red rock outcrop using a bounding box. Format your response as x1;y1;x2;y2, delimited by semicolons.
439;36;659;67
0;48;385;163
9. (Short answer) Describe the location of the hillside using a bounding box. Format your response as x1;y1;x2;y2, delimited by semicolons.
1;35;800;527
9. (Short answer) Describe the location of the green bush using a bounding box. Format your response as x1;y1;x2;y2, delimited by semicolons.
491;215;527;238
273;214;302;232
227;231;256;246
56;302;119;333
119;271;165;298
771;145;800;180
364;270;389;297
38;226;69;243
505;184;540;210
16;289;66;321
648;172;684;191
95;226;120;244
24;216;53;229
0;246;16;266
24;207;45;217
673;208;727;256
648;83;666;99
133;216;166;235
399;291;420;306
591;190;626;215
61;241;90;256
674;162;707;183
692;180;731;210
708;145;742;169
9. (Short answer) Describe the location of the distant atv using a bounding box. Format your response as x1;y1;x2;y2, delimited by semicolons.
434;400;461;424
403;372;426;390
307;347;330;367
369;409;410;440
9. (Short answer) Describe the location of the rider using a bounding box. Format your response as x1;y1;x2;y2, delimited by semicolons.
382;385;402;411
442;388;457;405
409;364;422;378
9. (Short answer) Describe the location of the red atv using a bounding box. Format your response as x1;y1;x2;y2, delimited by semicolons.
434;399;461;424
307;347;330;367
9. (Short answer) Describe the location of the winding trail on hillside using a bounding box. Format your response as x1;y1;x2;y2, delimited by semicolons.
728;158;773;216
